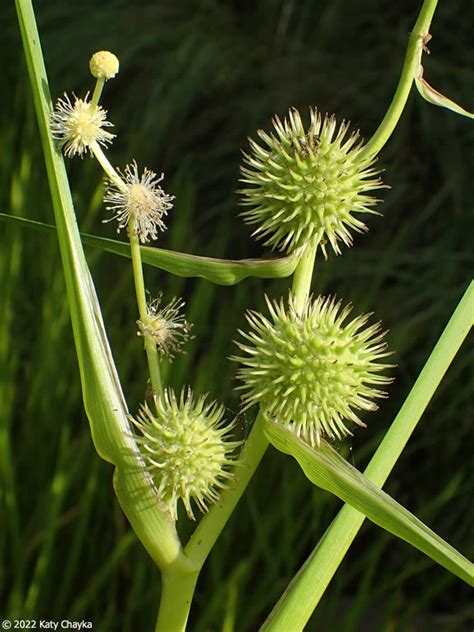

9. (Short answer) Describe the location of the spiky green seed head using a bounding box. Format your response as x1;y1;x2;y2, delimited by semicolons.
132;388;240;520
233;295;392;447
239;107;384;257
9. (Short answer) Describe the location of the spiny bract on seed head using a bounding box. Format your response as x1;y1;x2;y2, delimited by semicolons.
132;388;240;520
239;107;385;257
233;294;393;447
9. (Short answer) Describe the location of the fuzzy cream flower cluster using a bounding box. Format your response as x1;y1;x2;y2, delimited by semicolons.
50;51;174;244
50;93;114;157
104;161;174;243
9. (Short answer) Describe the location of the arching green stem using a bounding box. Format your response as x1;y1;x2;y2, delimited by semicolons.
91;141;125;190
360;0;438;160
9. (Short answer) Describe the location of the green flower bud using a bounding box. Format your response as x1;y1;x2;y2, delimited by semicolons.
239;108;385;256
132;389;240;520
89;51;119;80
233;295;393;446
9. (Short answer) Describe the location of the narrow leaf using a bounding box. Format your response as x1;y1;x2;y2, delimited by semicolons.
416;66;474;119
15;0;182;569
0;213;300;285
265;420;473;586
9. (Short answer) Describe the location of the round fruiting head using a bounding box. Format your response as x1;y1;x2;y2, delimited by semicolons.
240;107;385;257
233;294;393;446
132;388;240;520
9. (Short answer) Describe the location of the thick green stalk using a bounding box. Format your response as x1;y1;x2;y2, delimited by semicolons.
263;280;473;631
155;566;200;632
154;246;317;630
184;413;267;565
360;0;438;159
291;245;317;314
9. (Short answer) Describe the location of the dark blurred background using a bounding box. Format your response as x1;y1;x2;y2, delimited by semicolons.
1;0;473;630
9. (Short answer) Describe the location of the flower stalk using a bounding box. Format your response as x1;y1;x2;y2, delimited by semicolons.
90;141;165;397
129;219;164;397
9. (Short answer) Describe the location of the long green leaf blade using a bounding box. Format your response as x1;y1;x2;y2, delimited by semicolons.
265;421;473;585
263;280;473;632
0;213;300;285
15;0;183;569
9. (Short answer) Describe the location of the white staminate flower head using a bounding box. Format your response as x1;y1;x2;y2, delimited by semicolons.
103;161;174;243
132;388;241;520
50;93;115;158
137;295;193;359
233;294;393;447
89;51;119;80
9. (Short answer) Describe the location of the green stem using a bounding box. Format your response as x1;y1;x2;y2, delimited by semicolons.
154;246;317;630
360;0;438;160
90;141;163;397
262;280;473;631
185;413;267;565
291;244;317;314
91;77;105;108
129;221;163;397
154;561;200;632
185;246;317;568
91;141;125;190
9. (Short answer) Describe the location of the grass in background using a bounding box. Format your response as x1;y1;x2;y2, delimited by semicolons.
1;0;473;629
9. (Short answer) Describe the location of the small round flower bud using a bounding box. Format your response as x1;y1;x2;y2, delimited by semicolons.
233;295;393;447
50;93;115;158
89;51;119;80
240;107;385;257
132;389;240;520
103;161;174;242
137;295;192;359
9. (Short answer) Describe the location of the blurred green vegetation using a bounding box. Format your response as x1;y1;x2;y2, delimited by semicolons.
1;0;473;630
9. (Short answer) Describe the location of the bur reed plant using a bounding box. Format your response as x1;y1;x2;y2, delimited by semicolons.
8;0;473;630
